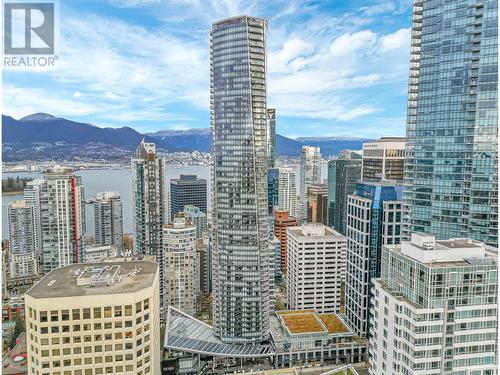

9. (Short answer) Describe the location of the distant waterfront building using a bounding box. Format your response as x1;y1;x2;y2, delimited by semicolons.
266;109;276;168
211;15;271;343
362;137;405;182
183;205;208;239
287;224;346;313
307;184;328;225
273;210;299;273
268;168;279;215
163;215;198;316
8;200;38;279
345;181;402;337
170;174;207;221
84;244;118;263
403;0;498;247
94;191;123;250
131;140;165;306
23;179;44;253
39;167;85;273
329;153;362;234
277;168;297;218
25;261;161;375
370;233;498;375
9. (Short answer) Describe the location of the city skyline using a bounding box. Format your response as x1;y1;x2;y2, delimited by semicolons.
3;0;412;138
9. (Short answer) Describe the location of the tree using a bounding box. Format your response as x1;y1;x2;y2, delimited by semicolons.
9;314;25;349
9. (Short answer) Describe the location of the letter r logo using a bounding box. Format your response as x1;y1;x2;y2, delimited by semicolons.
4;2;54;54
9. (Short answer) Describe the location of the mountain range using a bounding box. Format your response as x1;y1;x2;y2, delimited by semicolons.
2;113;371;161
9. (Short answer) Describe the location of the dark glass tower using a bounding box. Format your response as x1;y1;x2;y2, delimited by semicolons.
170;174;207;221
211;16;271;343
403;0;498;246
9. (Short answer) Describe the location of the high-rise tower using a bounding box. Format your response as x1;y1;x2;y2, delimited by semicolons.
211;15;271;343
403;0;498;246
131;140;166;307
94;191;123;250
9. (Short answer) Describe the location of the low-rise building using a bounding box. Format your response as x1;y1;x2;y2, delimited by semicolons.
271;310;366;368
84;244;118;263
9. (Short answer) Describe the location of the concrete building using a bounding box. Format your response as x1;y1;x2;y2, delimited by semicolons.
7;200;38;279
183;205;207;240
93;191;123;250
287;224;346;314
273;211;299;273
369;233;498;375
266;109;276;168
84;244;118;263
307;184;328;225
170;175;207;222
403;0;498;247
163;215;198;316
277;168;298;218
23;178;45;253
328;153;362;235
131;140;165;306
345;182;402;337
211;15;271;343
361;137;405;182
25;261;161;375
300;146;321;219
39;168;85;273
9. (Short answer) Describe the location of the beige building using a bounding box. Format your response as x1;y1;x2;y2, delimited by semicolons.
163;215;198;315
25;260;160;375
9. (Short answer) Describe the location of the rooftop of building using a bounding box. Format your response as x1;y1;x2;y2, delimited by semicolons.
391;233;497;266
275;310;351;336
26;261;158;299
95;191;121;201
43;167;74;176
8;200;30;209
287;224;343;239
363;137;406;144
170;175;207;184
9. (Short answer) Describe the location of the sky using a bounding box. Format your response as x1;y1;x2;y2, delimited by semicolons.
3;0;413;138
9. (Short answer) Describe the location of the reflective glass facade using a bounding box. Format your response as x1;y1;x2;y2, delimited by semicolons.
211;16;271;343
403;0;498;246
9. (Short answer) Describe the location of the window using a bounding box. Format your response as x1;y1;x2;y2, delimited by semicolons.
61;310;69;321
114;306;122;317
94;307;102;318
104;307;112;318
83;308;91;319
51;311;59;322
72;309;80;320
125;305;132;316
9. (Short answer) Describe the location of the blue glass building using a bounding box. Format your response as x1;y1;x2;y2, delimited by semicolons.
345;182;403;336
268;168;279;215
403;0;498;246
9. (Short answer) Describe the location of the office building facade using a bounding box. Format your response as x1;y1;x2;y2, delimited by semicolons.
266;109;276;168
24;178;45;253
307;184;328;225
25;261;161;375
345;182;402;337
268;168;279;215
273;210;299;273
362;137;405;182
170;175;207;221
403;0;498;246
329;154;362;234
370;233;497;375
211;15;271;343
287;224;346;313
39;168;85;273
94;191;123;250
277;168;298;218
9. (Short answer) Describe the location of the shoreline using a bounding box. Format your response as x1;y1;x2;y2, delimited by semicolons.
2;191;23;196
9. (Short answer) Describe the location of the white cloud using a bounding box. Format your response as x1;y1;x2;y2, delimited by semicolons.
379;28;410;52
329;30;377;57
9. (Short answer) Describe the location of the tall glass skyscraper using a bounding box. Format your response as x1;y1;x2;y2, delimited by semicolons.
210;16;271;343
403;0;498;246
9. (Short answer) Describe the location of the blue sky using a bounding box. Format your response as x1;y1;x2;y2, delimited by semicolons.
3;0;412;138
